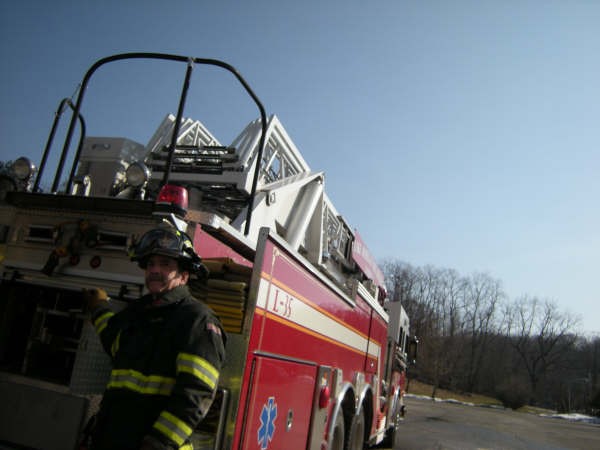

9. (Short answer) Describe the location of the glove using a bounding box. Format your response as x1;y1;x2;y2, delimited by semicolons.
83;287;109;311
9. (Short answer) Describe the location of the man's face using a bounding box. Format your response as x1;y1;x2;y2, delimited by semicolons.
145;255;189;295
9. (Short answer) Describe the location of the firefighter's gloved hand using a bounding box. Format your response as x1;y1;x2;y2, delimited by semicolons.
83;288;109;311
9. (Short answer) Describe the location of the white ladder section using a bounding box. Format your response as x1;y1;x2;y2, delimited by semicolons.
145;113;359;290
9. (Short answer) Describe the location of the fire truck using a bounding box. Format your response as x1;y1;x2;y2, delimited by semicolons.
0;53;416;450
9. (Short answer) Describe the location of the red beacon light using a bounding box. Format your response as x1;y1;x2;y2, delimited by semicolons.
318;385;330;409
156;184;189;216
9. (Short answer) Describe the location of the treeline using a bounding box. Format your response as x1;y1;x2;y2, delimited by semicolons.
383;260;600;414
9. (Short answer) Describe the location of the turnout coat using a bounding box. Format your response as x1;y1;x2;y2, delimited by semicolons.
90;285;226;449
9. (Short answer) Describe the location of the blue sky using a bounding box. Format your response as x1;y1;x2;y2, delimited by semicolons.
1;1;599;334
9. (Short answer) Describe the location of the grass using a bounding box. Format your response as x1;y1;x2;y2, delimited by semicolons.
518;405;556;415
407;379;504;407
406;380;557;415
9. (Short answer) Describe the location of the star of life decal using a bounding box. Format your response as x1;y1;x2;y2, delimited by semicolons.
257;396;277;450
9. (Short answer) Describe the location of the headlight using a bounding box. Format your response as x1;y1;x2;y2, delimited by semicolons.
125;162;150;187
12;157;35;180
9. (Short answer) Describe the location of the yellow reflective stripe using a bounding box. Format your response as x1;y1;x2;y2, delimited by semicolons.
153;411;192;447
107;369;175;395
176;352;219;390
180;444;193;450
93;311;114;334
110;331;120;357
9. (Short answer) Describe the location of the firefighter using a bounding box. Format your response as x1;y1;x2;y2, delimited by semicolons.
84;226;226;450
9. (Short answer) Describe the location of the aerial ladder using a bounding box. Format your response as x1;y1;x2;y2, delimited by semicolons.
72;111;381;299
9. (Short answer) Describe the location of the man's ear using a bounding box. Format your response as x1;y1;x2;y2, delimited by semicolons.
180;270;190;284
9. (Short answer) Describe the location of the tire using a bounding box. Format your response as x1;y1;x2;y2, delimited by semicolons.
380;395;401;447
330;412;345;450
344;406;366;450
379;409;399;447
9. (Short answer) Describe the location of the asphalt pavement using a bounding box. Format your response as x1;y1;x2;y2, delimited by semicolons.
388;396;600;450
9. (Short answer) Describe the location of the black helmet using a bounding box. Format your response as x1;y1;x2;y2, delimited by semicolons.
129;227;207;276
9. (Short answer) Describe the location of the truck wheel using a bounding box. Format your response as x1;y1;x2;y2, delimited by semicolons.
380;396;402;447
380;406;400;447
330;413;345;450
344;407;365;450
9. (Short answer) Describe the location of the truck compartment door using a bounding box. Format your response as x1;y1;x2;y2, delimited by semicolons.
241;355;316;450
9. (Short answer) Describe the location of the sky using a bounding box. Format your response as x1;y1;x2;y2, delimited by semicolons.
1;1;598;335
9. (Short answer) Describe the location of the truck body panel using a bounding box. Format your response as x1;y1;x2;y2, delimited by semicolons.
0;53;414;450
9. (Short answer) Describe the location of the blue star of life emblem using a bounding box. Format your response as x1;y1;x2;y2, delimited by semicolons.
257;397;277;450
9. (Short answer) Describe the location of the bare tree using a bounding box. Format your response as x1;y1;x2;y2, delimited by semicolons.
461;273;503;392
504;296;580;403
382;260;588;409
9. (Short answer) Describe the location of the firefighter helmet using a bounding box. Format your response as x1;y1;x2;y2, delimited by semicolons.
130;227;207;276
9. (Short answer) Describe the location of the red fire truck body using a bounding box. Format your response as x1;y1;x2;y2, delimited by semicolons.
0;54;414;450
234;231;389;449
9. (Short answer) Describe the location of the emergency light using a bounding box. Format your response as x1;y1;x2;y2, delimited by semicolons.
156;184;188;215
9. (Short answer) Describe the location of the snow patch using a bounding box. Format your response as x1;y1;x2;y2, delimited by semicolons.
540;413;600;425
405;394;600;424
